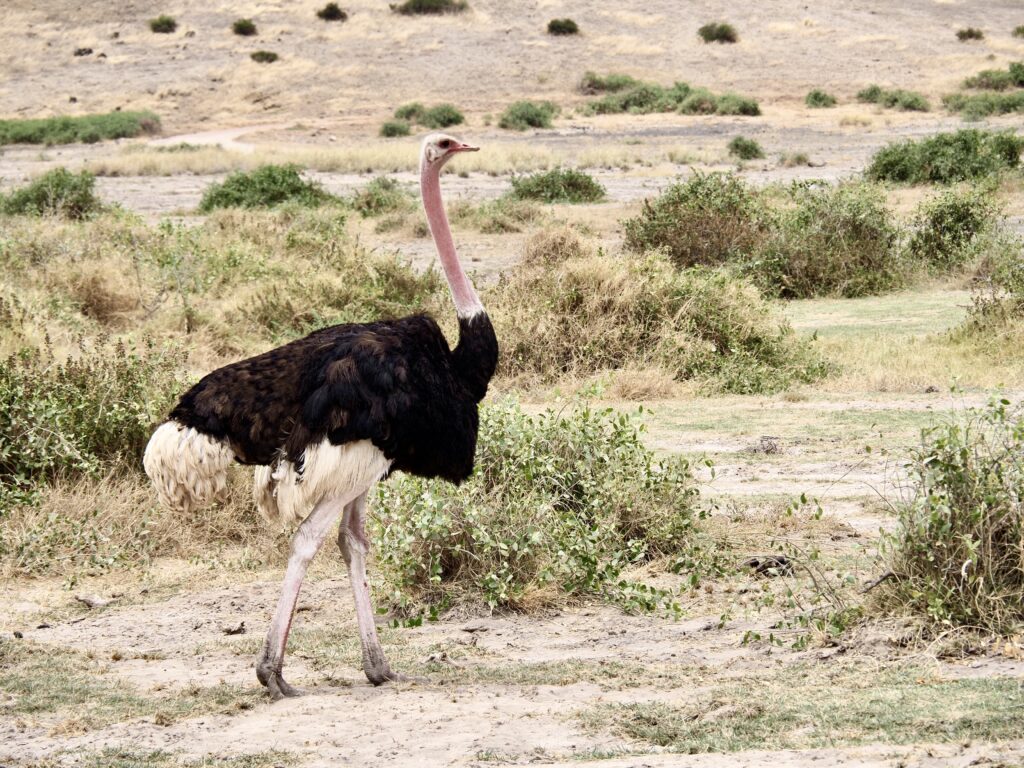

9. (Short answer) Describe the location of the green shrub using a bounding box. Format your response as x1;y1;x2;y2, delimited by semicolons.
878;399;1024;634
689;91;760;116
508;168;605;203
805;89;837;108
906;186;999;272
379;120;411;138
420;103;464;129
149;15;177;33
944;90;1024;119
449;197;542;234
391;0;466;15
350;176;410;217
698;22;738;43
232;18;257;35
753;181;903;298
866;129;1024;184
498;100;558;130
317;3;348;21
623;172;766;268
373;399;707;613
1014;26;1024;38
250;50;278;63
0;339;186;506
394;102;426;122
856;84;929;111
1;168;104;219
491;251;829;394
198;165;334;211
956;27;984;41
727;136;764;160
547;18;579;35
0;111;160;146
578;71;641;94
963;64;1024;91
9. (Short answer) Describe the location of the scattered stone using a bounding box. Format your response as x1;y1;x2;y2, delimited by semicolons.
222;621;246;635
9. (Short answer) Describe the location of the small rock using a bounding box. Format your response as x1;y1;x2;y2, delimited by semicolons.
75;594;113;609
13;631;23;639
222;622;246;636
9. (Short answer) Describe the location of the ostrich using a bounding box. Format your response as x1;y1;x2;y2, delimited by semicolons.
143;134;497;699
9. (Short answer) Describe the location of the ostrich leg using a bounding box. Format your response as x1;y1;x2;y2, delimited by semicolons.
257;495;345;700
338;490;403;685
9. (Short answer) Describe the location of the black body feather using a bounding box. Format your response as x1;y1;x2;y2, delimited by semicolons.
169;313;498;483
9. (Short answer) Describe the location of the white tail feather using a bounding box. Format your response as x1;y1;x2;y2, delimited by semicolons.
143;421;234;513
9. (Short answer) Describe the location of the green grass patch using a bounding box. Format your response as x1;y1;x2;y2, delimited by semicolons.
963;62;1024;91
508;168;605;203
805;89;837;108
498;100;559;130
1;168;104;219
944;90;1024;119
548;18;579;35
250;50;278;63
391;102;464;130
584;76;758;117
698;22;737;43
149;15;177;33
391;0;466;14
0;111;160;146
379;120;410;138
578;71;641;94
727;136;764;160
198;164;336;211
581;664;1024;753
232;18;257;35
957;27;984;41
856;84;929;111
866;129;1024;184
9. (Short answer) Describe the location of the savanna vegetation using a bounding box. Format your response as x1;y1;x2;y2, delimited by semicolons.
0;111;160;146
582;74;759;117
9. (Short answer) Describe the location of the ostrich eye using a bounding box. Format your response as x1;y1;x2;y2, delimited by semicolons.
439;139;451;149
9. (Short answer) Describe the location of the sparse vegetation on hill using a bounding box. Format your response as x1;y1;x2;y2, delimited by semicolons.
805;89;837;108
390;102;464;131
1014;25;1024;38
197;165;336;211
956;27;984;41
727;137;764;160
379;120;410;138
0;111;160;146
963;62;1024;91
857;84;929;111
250;50;278;63
350;176;411;217
232;18;257;36
149;15;177;33
547;18;579;36
866;129;1024;184
0;168;104;219
375;399;705;613
879;399;1024;634
944;91;1024;119
317;3;348;21
584;76;759;117
391;0;466;15
498;100;559;131
508;168;605;203
698;22;738;44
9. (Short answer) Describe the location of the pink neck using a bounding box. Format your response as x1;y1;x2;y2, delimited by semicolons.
420;160;483;319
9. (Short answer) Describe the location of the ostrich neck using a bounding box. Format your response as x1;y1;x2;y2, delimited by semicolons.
421;162;483;319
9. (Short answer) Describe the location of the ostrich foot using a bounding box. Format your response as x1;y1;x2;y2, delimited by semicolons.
365;664;421;686
257;661;302;701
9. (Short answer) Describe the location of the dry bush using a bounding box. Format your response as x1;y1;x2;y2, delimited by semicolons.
64;265;138;324
521;225;593;266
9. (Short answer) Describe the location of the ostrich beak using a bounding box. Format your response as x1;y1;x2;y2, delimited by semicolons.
452;141;479;153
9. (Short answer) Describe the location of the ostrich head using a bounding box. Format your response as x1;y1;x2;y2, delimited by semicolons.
421;133;479;170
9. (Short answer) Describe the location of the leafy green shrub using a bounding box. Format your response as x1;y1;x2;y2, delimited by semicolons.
1015;26;1024;38
490;248;829;394
698;22;738;43
394;102;425;122
379;120;411;138
805;89;837;108
350;176;411;217
866;129;1024;184
944;90;1024;119
956;27;984;41
0;111;160;146
232;18;257;35
374;399;707;613
856;84;929;111
878;399;1024;634
391;0;466;14
149;15;177;33
963;63;1024;91
198;165;335;211
420;103;464;129
0;339;186;506
250;50;278;63
508;168;605;203
498;100;559;130
753;181;903;298
906;186;999;272
317;3;348;21
727;136;764;160
578;71;641;94
547;18;579;35
1;168;104;219
623;173;766;268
